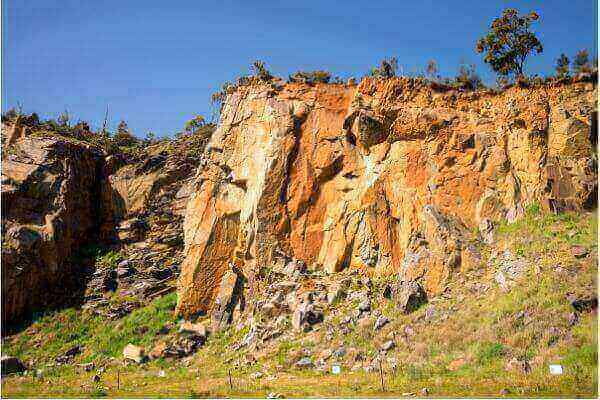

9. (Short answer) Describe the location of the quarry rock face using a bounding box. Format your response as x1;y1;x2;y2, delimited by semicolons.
177;78;597;319
1;119;211;325
1;123;104;324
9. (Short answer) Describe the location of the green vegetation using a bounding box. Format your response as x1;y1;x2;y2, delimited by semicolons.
251;60;273;82
369;57;398;78
555;53;570;78
453;63;483;90
573;49;593;74
425;59;439;81
113;120;138;147
183;115;206;135
3;293;178;364
476;8;543;78
288;70;332;84
2;209;596;397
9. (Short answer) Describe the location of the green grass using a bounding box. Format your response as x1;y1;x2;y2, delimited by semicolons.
3;292;178;364
2;209;597;398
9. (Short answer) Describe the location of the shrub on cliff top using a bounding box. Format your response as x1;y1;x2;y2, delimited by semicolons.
555;54;570;78
183;115;206;135
453;63;483;90
251;60;273;82
370;57;398;78
476;8;543;78
114;120;139;147
425;59;440;81
573;49;593;74
288;70;331;84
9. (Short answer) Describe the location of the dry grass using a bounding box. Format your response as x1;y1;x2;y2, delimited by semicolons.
2;208;597;398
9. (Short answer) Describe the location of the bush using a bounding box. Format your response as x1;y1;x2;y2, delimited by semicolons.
370;57;398;78
113;120;139;147
251;60;273;82
425;59;440;81
476;9;543;78
555;53;570;78
573;50;592;74
288;70;331;84
210;81;234;118
454;63;483;90
183;115;206;135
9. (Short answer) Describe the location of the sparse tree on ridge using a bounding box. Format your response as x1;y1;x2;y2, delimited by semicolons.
426;59;439;80
184;115;206;135
572;49;592;73
57;110;70;127
251;60;273;82
114;120;138;146
555;54;570;78
476;9;543;78
371;57;398;78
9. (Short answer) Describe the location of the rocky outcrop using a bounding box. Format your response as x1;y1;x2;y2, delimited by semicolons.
83;132;212;317
1;118;212;325
177;78;597;319
2;122;105;324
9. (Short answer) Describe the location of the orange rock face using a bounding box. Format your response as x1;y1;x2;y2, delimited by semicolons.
176;78;597;319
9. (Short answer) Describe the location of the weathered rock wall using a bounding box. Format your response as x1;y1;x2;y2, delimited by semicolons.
1;122;212;325
1;124;105;324
176;78;597;319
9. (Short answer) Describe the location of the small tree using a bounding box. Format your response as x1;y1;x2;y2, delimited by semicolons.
251;60;273;82
454;63;483;90
370;57;398;78
144;131;157;144
114;120;138;146
57;110;70;127
476;9;543;78
572;50;592;74
210;81;234;121
425;60;439;80
555;54;570;78
2;107;19;121
184;115;206;135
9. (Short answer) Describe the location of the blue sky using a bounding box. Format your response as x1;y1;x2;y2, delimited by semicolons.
2;0;597;137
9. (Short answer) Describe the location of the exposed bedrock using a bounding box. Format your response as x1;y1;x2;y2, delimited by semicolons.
176;78;597;320
1;124;105;324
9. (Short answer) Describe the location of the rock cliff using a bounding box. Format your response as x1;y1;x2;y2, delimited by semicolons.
2;121;105;324
1;119;211;325
176;77;597;319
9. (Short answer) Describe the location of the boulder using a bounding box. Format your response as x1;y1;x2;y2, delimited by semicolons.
55;344;82;364
505;357;531;374
394;281;427;314
381;340;396;352
374;315;389;330
326;284;346;305
570;245;588;258
569;295;598;313
122;344;146;363
210;268;245;332
1;356;26;375
295;357;314;369
358;298;371;313
179;321;209;339
149;342;168;360
292;300;324;332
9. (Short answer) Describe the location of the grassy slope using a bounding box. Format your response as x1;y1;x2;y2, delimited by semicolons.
1;208;597;398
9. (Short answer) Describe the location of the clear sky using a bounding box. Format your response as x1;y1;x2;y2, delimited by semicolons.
2;0;597;137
